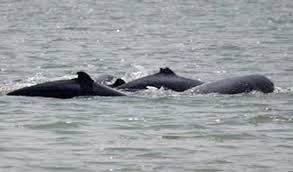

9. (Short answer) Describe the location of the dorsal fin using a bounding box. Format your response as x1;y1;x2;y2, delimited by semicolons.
159;67;176;75
111;78;126;87
76;71;94;84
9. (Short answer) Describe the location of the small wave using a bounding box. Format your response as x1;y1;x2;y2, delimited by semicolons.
26;121;82;130
121;65;159;83
248;114;293;125
207;133;255;141
184;86;293;97
63;26;90;31
273;87;293;94
0;84;12;94
133;87;181;98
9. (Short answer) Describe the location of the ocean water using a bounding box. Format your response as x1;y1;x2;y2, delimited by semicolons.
1;0;293;171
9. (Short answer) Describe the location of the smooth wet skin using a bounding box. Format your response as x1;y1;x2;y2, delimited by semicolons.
116;67;204;92
114;67;274;94
6;69;275;98
7;72;126;98
190;74;274;94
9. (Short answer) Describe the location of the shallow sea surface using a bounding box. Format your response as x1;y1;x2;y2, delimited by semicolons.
1;0;293;171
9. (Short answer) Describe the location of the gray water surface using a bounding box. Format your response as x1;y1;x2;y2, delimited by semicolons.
1;0;293;171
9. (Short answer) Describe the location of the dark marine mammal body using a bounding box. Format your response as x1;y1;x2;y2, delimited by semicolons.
116;67;204;92
190;74;274;94
7;72;126;98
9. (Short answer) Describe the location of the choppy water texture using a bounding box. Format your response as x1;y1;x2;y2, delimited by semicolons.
1;0;293;171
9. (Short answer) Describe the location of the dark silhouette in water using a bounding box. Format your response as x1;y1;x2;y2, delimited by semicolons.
115;67;204;92
112;67;274;94
7;71;126;98
6;68;274;99
190;74;274;94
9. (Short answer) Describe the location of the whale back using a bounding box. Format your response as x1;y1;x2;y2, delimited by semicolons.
7;71;126;98
7;79;81;98
117;67;203;91
191;74;274;94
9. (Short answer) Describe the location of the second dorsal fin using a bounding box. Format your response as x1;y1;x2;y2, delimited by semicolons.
110;78;126;87
76;71;94;84
159;67;176;75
